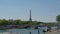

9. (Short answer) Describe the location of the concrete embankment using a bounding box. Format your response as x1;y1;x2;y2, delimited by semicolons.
44;29;60;34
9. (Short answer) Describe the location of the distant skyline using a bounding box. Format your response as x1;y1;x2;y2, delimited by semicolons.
0;0;60;22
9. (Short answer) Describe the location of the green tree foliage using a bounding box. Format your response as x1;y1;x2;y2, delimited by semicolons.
27;21;42;25
0;19;9;25
56;15;60;22
0;19;43;25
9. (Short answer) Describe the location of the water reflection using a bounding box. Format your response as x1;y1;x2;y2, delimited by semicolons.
0;26;57;34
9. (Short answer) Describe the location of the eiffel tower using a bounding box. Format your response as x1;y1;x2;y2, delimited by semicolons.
29;9;32;21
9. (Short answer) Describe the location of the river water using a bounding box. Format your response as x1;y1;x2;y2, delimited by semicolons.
0;29;44;34
0;26;58;34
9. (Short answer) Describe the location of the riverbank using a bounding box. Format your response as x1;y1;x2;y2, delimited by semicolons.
44;29;60;34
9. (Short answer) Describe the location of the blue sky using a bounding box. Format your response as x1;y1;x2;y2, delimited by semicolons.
0;0;60;22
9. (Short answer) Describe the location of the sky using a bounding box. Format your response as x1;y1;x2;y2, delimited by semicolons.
0;0;60;22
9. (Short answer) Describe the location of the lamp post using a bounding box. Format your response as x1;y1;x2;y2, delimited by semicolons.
30;32;31;34
38;27;40;34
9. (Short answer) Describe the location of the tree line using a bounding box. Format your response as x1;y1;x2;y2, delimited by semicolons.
0;19;43;25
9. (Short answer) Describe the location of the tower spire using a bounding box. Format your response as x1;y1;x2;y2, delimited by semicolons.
29;9;32;21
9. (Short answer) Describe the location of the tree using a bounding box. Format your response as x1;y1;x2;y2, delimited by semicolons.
56;15;60;22
0;19;9;25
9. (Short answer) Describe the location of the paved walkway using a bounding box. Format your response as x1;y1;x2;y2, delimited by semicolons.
44;29;60;34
